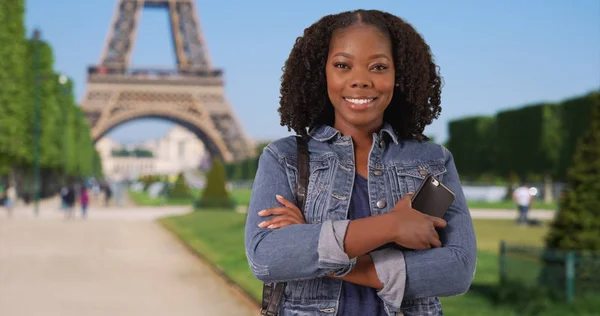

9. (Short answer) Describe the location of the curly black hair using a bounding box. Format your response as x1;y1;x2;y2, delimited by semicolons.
278;9;443;141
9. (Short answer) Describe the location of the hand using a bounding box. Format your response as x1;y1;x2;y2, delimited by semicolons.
258;195;306;229
389;193;447;250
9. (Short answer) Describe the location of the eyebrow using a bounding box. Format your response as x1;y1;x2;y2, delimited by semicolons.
332;52;391;60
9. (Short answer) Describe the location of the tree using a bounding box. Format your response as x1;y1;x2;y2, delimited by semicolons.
21;40;63;168
0;0;28;173
169;172;192;199
545;102;600;250
55;75;76;178
0;3;103;194
556;92;600;181
197;158;234;209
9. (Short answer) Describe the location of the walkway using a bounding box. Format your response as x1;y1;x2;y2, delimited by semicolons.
0;201;259;316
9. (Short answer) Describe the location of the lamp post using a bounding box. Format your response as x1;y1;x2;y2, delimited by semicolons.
32;29;42;217
58;74;69;186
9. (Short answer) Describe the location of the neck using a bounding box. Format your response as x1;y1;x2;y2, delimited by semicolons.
333;119;383;151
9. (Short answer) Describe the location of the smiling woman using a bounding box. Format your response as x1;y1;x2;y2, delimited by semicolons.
245;9;476;316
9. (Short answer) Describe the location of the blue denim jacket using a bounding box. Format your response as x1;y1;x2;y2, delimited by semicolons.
245;123;477;316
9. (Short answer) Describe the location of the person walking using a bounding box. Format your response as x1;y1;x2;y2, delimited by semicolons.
80;186;90;219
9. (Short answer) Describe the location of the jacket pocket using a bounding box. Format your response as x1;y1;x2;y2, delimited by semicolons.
280;297;338;316
285;158;333;224
391;160;447;201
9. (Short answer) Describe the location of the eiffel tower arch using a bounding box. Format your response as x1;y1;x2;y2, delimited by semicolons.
81;0;254;163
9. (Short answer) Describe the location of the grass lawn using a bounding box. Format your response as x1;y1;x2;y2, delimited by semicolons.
229;188;252;206
128;188;253;207
128;190;195;206
439;221;549;315
160;211;567;315
468;200;557;211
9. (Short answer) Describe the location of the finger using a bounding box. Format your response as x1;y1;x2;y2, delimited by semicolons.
268;215;304;226
276;195;303;216
258;207;302;221
432;229;440;241
266;220;297;229
400;192;414;208
258;207;287;216
258;215;304;228
430;229;442;248
395;192;414;210
430;217;447;229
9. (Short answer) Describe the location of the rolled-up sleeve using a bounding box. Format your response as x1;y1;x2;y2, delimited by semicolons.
370;248;407;308
245;145;356;282
318;219;356;277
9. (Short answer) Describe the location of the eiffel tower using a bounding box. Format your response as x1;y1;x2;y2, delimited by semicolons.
81;0;254;163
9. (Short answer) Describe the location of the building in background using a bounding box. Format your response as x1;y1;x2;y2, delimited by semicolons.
96;126;207;180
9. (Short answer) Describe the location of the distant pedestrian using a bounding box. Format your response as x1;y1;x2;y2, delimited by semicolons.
80;186;90;219
4;184;17;218
60;185;69;210
103;183;112;207
513;184;534;225
64;183;76;219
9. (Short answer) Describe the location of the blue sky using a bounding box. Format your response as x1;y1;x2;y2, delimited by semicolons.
25;0;600;144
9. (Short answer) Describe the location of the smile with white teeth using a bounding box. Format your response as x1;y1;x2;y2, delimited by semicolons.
344;98;376;105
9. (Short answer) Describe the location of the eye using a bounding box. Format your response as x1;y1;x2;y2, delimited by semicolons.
334;62;350;69
372;64;389;71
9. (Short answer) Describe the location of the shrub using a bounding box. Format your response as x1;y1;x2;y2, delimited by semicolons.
196;158;235;210
169;172;191;199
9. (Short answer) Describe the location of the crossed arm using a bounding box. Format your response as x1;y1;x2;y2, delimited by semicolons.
257;194;395;289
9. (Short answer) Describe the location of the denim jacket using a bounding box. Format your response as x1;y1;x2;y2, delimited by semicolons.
245;123;477;316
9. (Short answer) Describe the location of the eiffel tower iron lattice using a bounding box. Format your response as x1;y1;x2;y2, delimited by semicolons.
81;0;254;163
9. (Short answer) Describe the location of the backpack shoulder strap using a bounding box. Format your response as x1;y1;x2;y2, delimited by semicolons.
295;135;309;211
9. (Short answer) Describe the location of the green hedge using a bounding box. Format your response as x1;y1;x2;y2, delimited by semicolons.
446;91;598;182
447;116;497;180
496;103;562;179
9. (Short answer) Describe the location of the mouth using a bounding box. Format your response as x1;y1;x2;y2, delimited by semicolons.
343;97;378;110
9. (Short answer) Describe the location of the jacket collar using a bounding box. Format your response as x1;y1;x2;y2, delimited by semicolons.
308;123;399;144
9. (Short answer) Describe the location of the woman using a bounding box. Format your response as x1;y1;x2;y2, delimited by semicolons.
245;9;477;316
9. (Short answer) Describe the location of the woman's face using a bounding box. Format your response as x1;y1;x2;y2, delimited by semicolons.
326;23;395;132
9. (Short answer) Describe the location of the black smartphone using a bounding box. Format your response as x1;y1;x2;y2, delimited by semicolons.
411;174;455;218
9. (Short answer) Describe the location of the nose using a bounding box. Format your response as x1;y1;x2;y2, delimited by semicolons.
350;70;373;89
